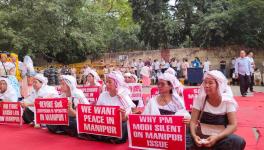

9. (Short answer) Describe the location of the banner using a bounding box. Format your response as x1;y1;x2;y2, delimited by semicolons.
34;98;69;125
77;104;122;138
77;86;100;103
150;87;159;98
128;83;142;101
128;115;186;150
0;102;22;125
183;88;200;111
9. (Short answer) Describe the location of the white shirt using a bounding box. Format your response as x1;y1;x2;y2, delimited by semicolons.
154;61;160;70
193;99;237;115
97;92;135;115
176;62;181;71
138;62;144;69
164;62;170;69
203;61;211;72
247;57;254;73
140;66;150;77
171;61;177;68
143;96;191;119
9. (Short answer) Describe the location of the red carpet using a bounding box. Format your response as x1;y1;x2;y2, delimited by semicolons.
0;93;264;150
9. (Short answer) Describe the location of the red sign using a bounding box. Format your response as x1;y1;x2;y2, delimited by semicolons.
150;87;159;98
77;104;122;138
183;88;200;111
128;115;186;150
128;83;142;100
34;98;69;125
0;102;22;125
77;86;100;103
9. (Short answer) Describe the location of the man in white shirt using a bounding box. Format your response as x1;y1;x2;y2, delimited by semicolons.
138;59;144;78
247;51;255;92
132;59;138;75
203;58;211;73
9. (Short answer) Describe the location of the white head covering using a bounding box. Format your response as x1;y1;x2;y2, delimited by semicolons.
33;74;58;98
164;68;184;95
106;71;134;108
124;73;138;83
60;75;89;106
198;70;238;108
131;74;138;83
0;77;18;102
165;67;176;76
23;56;35;76
158;73;185;109
34;73;48;85
86;69;101;86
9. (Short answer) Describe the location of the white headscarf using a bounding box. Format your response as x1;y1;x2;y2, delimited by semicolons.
124;73;138;83
23;56;35;76
158;73;185;109
60;75;89;106
198;70;238;108
86;69;101;86
165;67;176;76
131;74;138;83
165;68;184;95
0;77;18;102
106;71;134;108
33;74;58;98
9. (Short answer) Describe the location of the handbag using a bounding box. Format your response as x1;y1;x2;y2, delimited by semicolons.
195;98;225;138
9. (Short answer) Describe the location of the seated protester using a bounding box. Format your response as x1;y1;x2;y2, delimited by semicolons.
131;74;138;83
189;70;246;150
142;73;189;117
142;72;192;148
254;68;262;86
0;77;18;102
124;73;144;107
21;74;59;126
47;75;89;137
124;73;138;83
124;72;133;83
85;69;101;86
85;69;103;94
79;72;136;143
165;67;184;96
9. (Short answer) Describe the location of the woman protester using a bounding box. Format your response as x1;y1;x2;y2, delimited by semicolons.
21;74;59;126
79;71;135;143
47;75;89;137
0;77;18;102
189;70;246;150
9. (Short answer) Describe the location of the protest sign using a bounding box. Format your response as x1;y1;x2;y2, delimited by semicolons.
77;104;122;138
128;115;186;150
183;88;200;111
35;98;69;125
0;102;22;125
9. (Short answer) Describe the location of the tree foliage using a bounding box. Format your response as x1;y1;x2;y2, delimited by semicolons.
0;0;263;63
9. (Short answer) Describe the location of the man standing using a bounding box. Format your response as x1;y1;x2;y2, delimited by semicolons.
247;51;255;92
203;58;211;73
219;57;227;77
235;50;251;97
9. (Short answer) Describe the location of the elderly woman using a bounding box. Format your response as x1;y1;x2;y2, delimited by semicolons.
189;70;246;150
0;77;18;102
47;75;89;137
79;71;135;143
21;74;59;125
